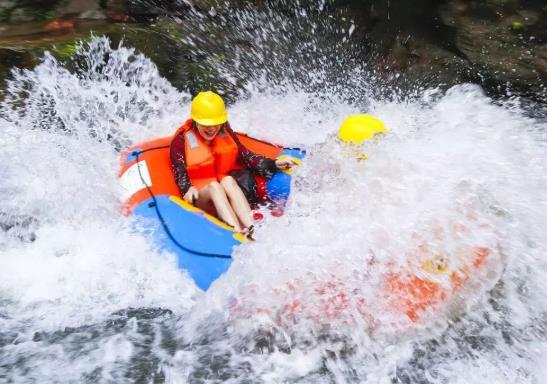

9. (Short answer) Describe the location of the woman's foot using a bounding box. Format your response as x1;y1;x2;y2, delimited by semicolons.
241;225;255;240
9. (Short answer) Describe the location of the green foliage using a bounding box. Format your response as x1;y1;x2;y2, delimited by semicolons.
511;20;523;30
0;8;10;22
49;42;78;61
0;0;67;23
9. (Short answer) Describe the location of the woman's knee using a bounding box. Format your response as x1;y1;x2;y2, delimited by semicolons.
220;176;238;191
207;181;225;195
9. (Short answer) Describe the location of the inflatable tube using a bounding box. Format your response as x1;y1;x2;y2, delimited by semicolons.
118;133;305;290
226;223;502;333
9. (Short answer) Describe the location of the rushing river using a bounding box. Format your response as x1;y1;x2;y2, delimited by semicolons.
0;4;546;383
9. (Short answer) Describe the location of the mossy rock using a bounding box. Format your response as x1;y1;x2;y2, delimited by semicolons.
101;17;243;97
0;47;38;93
47;40;84;61
0;19;118;88
0;0;68;23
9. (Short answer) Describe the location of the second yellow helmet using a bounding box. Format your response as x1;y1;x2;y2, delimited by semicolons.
190;91;228;126
338;114;387;145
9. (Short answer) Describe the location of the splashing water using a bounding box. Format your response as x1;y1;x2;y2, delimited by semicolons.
0;12;546;384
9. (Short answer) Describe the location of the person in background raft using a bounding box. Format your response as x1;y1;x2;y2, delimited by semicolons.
337;113;388;155
170;91;296;236
301;114;388;192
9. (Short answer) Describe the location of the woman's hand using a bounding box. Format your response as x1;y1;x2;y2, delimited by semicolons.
275;158;297;170
183;186;199;204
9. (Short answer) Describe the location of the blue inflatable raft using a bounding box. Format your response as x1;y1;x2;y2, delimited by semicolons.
119;133;304;290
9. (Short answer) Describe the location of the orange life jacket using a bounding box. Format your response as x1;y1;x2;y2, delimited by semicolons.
174;119;240;189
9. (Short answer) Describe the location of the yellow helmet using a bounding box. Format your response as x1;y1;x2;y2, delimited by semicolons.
338;114;388;145
190;91;228;126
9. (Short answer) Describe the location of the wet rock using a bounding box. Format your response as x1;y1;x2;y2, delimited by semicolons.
0;0;545;101
0;19;124;93
380;34;469;92
0;47;37;89
0;0;66;23
337;0;470;93
0;11;229;96
124;0;172;19
101;0;191;20
104;20;183;75
443;0;546;100
101;0;127;20
339;0;546;100
102;18;201;92
64;0;107;20
516;8;541;25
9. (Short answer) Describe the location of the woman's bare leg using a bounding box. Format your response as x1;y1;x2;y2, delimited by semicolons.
220;176;254;229
196;181;242;231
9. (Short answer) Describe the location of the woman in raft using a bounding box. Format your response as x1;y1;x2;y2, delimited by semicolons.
170;91;295;236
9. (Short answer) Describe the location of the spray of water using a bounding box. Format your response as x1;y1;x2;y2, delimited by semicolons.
0;6;546;383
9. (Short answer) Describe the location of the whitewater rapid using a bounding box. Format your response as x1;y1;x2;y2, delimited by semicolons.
0;37;546;383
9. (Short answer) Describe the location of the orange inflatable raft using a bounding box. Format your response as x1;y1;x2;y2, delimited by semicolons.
228;219;501;331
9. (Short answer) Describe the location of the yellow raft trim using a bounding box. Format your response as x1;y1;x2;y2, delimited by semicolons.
169;196;234;231
276;155;302;175
169;196;248;243
421;255;449;274
233;233;249;243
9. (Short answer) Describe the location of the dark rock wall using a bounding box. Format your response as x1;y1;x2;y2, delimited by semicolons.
0;0;545;101
335;0;545;99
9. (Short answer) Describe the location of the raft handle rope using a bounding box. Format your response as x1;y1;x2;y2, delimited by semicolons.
133;146;232;259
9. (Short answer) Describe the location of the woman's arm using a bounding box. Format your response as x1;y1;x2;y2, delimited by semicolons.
225;124;278;178
170;133;193;196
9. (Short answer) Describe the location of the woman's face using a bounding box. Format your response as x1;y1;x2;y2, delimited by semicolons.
196;123;223;141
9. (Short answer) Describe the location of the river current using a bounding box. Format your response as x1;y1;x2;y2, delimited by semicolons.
0;6;546;383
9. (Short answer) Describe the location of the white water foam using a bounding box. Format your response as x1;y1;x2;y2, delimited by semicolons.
0;36;546;383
